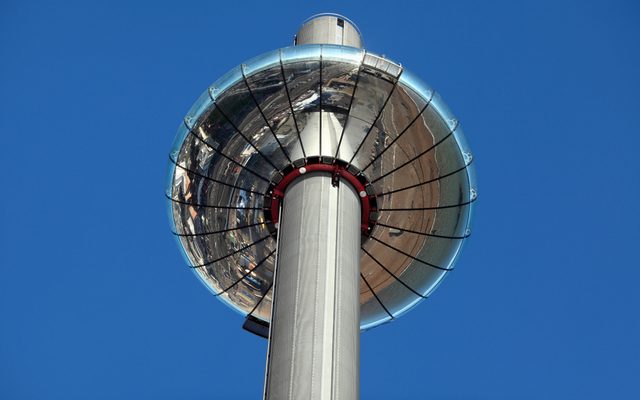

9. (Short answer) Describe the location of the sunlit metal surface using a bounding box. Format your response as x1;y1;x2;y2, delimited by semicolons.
296;13;363;48
166;44;477;330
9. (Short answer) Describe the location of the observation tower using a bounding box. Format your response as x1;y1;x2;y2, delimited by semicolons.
166;14;476;400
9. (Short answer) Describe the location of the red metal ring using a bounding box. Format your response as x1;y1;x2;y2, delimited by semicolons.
266;160;376;235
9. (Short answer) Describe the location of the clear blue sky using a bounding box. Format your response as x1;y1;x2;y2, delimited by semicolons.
1;1;639;399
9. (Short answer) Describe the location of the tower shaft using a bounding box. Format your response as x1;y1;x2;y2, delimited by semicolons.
265;172;361;400
295;14;363;48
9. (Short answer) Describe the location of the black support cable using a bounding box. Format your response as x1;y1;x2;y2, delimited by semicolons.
183;119;271;183
369;236;453;271
165;193;262;210
319;53;323;155
376;221;470;240
347;70;403;168
377;160;474;197
378;198;476;212
362;247;427;299
172;222;266;237
333;64;363;161
279;56;306;159
210;99;284;174
360;92;434;172
247;281;273;318
189;235;272;269
241;69;293;165
214;248;276;297
168;155;264;195
360;273;395;320
370;121;459;184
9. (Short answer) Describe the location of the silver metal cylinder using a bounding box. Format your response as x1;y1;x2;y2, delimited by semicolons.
264;172;361;400
295;14;363;48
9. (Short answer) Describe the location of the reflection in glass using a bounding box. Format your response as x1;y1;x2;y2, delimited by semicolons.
167;44;475;329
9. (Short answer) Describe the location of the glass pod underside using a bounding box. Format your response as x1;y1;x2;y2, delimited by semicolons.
166;44;477;330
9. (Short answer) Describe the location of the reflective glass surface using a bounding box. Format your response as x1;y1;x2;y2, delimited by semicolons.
167;44;476;329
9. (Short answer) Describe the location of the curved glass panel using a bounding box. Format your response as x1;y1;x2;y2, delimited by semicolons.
167;45;476;329
185;88;214;125
321;44;364;64
465;190;476;236
452;125;478;207
281;59;321;157
249;284;275;321
280;44;322;63
363;94;452;188
452;125;473;165
339;66;397;166
352;83;429;172
385;292;423;320
214;79;289;172
209;65;243;100
165;161;177;223
398;265;449;299
376;280;423;319
244;65;290;128
244;61;298;165
398;69;434;102
429;92;458;131
467;163;478;199
320;57;360;158
170;121;191;162
243;49;281;76
360;275;393;330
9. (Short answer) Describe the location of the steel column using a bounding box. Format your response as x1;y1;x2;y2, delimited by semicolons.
264;172;361;400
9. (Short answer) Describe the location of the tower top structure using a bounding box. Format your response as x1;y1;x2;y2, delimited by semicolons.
295;13;363;48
